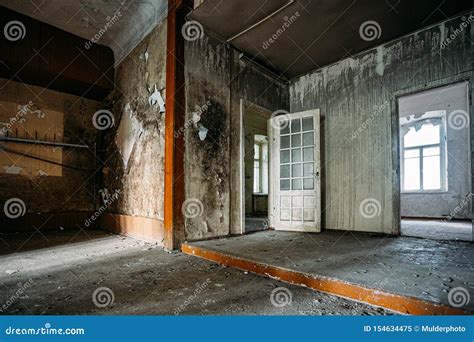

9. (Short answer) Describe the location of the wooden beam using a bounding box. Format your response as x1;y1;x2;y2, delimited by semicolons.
164;0;186;250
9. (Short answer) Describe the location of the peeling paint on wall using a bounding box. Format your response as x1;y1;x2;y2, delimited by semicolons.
3;165;22;174
148;84;165;113
115;103;144;169
102;17;167;223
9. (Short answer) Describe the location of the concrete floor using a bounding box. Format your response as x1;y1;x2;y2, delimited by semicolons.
187;230;474;312
245;217;269;233
401;219;472;242
0;229;391;315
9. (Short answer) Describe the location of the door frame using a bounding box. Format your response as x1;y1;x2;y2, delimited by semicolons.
391;75;473;237
269;109;321;232
231;99;272;235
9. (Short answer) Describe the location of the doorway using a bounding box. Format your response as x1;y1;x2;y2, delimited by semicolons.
243;103;271;233
397;81;472;241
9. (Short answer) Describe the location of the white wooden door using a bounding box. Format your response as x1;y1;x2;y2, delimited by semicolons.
268;109;321;232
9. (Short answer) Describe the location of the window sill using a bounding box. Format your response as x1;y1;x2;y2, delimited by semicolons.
401;190;448;194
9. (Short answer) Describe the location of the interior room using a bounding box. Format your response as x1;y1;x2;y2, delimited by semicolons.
398;82;472;242
0;0;473;316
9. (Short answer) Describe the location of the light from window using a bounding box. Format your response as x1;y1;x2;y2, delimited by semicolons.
401;114;446;192
253;135;268;194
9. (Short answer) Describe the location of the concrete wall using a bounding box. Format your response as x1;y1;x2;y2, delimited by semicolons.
0;79;100;232
100;18;167;244
289;13;474;234
399;82;471;219
184;34;288;241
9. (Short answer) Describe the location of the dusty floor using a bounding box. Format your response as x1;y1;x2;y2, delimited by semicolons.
0;229;391;315
188;230;474;312
245;217;268;233
401;219;472;242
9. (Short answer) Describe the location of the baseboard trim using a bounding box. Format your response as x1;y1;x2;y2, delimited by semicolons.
100;213;164;245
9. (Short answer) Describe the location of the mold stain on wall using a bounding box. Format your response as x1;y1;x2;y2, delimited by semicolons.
101;18;167;223
184;34;289;241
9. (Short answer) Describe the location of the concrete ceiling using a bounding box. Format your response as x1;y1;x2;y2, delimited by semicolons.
190;0;473;78
0;0;167;65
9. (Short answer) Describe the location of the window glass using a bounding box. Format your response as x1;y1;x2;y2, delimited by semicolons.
400;113;446;192
404;157;420;191
404;122;440;148
254;135;269;194
423;155;441;190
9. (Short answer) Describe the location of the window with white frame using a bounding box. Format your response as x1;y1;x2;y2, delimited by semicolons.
400;111;447;193
253;135;268;194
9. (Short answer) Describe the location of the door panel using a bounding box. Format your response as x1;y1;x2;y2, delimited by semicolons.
269;109;321;232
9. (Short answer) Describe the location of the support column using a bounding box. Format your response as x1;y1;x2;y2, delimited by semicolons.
164;0;187;250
